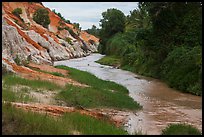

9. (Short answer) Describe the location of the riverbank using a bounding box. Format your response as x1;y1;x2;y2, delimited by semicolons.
2;62;141;135
54;53;202;135
96;55;201;96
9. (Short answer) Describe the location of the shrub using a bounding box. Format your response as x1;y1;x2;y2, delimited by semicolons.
57;26;64;30
12;8;22;17
105;33;128;56
161;46;202;95
14;20;18;24
65;37;73;45
14;55;21;65
21;59;29;67
161;123;201;135
52;9;71;24
33;8;50;28
58;20;65;26
65;19;71;24
64;27;78;39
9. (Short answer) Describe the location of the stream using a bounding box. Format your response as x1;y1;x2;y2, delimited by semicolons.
54;53;202;135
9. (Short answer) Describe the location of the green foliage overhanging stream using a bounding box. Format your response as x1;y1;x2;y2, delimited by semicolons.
98;2;202;96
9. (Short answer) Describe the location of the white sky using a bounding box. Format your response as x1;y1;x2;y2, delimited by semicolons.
43;2;138;30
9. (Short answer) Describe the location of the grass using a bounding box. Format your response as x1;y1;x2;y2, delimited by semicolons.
56;84;141;110
3;74;62;91
55;65;128;94
50;72;64;77
96;56;139;75
2;103;127;135
121;65;136;73
96;56;202;96
2;71;142;110
95;55;121;67
2;87;32;103
161;123;201;135
55;65;142;110
27;65;65;77
2;65;141;135
96;56;136;75
61;112;127;135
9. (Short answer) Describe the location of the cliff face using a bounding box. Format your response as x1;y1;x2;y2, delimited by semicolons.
2;2;99;73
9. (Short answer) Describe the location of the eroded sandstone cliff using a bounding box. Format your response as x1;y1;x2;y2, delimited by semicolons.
2;2;99;73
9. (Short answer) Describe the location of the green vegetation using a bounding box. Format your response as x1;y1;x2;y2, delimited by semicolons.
57;25;77;39
57;26;64;30
52;9;71;24
161;123;201;135
2;104;127;135
95;56;120;67
73;22;81;30
55;66;127;93
14;19;18;24
13;55;29;66
57;84;140;109
33;8;50;28
26;65;65;77
2;87;32;103
3;74;61;91
50;72;65;77
99;8;126;54
14;54;21;65
65;37;73;45
85;25;100;37
55;65;142;110
86;25;100;37
12;8;22;17
98;2;202;96
64;27;78;39
3;65;141;109
2;68;133;134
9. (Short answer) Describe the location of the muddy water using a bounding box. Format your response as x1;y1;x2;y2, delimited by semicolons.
54;53;202;135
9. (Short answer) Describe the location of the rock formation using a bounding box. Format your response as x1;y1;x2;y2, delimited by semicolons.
2;2;99;73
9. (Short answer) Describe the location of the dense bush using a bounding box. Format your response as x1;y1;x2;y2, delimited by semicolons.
33;8;50;28
99;8;126;54
86;25;100;37
161;46;202;95
12;8;22;17
105;33;128;56
98;2;202;96
161;123;201;135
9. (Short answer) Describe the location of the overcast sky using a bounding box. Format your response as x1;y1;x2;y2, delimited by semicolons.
43;2;138;30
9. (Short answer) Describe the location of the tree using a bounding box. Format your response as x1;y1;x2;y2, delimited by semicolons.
52;9;71;24
73;22;80;30
126;2;151;30
86;25;100;37
99;8;126;54
33;8;50;28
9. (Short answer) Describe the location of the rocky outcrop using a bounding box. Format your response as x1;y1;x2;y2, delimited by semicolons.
2;18;52;65
2;2;99;73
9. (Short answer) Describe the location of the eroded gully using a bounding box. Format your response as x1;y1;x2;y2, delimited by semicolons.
54;53;202;135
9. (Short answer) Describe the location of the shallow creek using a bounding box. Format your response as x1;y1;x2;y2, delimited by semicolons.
54;53;202;135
